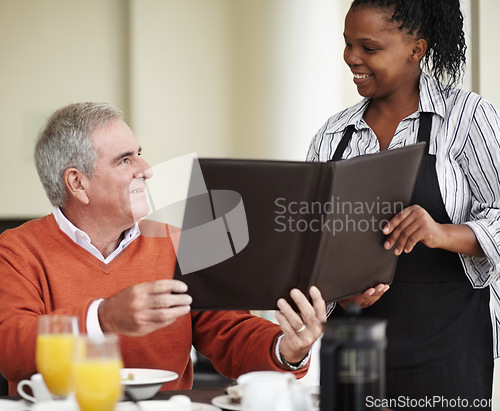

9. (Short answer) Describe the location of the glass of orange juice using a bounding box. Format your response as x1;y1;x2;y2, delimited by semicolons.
36;315;79;398
73;334;123;411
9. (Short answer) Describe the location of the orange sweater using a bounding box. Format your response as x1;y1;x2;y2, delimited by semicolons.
0;215;307;395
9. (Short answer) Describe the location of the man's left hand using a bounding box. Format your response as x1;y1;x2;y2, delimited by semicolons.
275;286;327;365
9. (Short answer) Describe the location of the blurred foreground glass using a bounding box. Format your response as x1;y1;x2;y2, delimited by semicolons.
36;315;79;398
73;334;123;411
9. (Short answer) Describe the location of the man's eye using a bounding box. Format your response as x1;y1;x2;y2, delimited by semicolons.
364;47;378;53
120;158;131;164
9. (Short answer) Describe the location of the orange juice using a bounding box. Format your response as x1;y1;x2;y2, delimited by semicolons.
36;334;75;396
73;359;123;411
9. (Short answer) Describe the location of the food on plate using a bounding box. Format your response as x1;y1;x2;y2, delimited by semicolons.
225;382;243;404
122;372;135;381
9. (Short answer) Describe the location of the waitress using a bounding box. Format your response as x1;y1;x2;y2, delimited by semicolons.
307;0;500;409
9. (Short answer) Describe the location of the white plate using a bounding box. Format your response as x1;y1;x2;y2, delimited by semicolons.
138;400;220;411
31;400;135;411
0;399;24;411
211;395;242;411
120;368;178;385
211;393;320;411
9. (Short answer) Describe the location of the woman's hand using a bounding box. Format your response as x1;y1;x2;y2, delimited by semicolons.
383;205;445;255
382;205;484;257
338;283;390;309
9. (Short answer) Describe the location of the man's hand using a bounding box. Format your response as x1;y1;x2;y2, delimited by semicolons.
98;279;192;336
275;286;327;365
338;283;390;309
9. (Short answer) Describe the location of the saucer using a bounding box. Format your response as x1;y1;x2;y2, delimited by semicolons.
0;399;24;411
211;393;320;411
31;400;135;411
138;400;220;410
211;395;241;410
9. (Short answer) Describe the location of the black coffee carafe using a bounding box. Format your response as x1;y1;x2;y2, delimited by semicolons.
320;306;387;411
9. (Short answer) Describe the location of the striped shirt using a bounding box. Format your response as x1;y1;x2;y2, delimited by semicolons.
307;71;500;356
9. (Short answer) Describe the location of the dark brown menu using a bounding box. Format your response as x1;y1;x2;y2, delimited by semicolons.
173;142;426;310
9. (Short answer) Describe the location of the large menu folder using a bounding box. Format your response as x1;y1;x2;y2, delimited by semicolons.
173;142;426;310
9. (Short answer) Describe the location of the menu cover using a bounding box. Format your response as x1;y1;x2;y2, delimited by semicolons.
173;142;426;310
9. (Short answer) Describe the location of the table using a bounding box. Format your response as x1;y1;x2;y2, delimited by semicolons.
150;387;225;404
3;388;395;410
1;388;228;409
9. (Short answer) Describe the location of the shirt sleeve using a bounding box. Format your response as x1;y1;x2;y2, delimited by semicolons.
306;134;321;162
460;98;500;287
86;299;105;339
306;119;333;162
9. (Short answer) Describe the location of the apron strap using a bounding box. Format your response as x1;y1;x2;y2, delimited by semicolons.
417;112;433;154
330;125;355;161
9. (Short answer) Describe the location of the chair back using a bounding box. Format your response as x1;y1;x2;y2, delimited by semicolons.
0;219;29;395
0;373;8;395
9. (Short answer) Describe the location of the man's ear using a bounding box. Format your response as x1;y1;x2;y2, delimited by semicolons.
64;168;90;205
410;38;427;62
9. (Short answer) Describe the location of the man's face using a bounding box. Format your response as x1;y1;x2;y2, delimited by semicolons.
86;119;152;229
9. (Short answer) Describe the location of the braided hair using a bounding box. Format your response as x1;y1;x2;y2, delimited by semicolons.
350;0;467;88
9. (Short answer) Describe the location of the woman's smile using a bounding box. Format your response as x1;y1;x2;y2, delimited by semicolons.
352;72;374;85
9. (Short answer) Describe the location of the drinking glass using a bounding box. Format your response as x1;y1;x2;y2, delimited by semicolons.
36;315;79;398
72;334;123;411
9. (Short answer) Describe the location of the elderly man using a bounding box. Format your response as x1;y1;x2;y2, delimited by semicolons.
0;102;327;395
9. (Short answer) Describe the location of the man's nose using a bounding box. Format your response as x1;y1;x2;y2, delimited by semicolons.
135;158;153;179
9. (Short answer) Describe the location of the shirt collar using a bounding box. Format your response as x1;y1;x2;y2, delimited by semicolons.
418;71;448;119
324;99;370;135
52;206;140;263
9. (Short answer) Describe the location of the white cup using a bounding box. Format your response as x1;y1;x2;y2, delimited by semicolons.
237;371;297;411
17;373;53;403
290;383;314;411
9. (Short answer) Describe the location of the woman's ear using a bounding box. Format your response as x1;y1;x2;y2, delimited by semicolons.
64;168;90;205
410;38;427;62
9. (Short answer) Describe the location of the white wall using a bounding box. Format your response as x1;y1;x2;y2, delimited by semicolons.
129;0;233;165
0;0;129;217
228;0;344;160
478;1;500;108
130;0;344;164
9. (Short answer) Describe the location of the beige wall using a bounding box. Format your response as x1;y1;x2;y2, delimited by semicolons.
478;1;500;108
0;0;129;217
129;0;233;164
0;0;496;218
130;0;345;164
227;0;343;160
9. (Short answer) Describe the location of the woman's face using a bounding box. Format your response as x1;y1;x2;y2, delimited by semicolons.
343;6;420;100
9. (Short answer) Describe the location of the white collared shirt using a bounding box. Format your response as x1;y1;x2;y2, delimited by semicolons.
52;207;140;264
52;206;140;338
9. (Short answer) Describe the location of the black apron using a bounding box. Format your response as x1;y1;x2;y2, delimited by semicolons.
331;113;493;410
